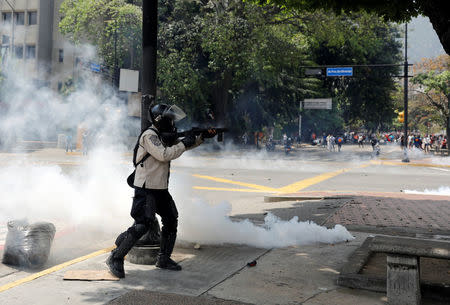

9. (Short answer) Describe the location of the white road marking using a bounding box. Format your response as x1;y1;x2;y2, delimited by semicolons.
429;167;450;172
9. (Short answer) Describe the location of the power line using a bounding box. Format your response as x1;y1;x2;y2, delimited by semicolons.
299;63;412;68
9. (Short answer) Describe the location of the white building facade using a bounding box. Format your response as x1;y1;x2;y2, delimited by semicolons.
0;0;76;91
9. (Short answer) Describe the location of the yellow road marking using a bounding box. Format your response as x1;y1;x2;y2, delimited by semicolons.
192;174;278;192
371;160;450;168
193;186;276;193
0;246;115;293
193;163;372;194
276;163;371;194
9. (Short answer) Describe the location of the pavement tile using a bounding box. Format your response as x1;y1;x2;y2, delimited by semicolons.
325;195;450;232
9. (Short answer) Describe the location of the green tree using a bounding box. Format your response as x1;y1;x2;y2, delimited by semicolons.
59;0;142;77
302;11;402;133
58;0;404;141
411;57;450;146
255;0;449;55
158;0;321;137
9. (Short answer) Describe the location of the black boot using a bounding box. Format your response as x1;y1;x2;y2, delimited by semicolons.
155;232;181;271
107;232;139;278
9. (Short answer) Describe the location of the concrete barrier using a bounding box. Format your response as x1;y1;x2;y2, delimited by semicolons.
386;255;420;305
339;236;450;304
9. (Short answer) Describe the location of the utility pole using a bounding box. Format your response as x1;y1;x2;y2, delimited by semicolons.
141;0;158;131
402;23;410;163
447;94;450;154
113;27;117;87
298;99;302;142
126;0;161;262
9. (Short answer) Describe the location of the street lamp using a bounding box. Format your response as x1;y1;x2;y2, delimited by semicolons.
402;23;410;163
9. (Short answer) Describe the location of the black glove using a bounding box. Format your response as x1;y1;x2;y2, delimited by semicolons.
181;131;196;148
201;128;217;139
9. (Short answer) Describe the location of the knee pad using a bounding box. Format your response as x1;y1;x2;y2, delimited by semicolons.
115;231;127;246
128;223;149;238
135;223;149;235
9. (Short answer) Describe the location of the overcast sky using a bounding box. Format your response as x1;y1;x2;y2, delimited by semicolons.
407;16;446;63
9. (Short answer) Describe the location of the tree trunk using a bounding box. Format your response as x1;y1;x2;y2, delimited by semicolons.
447;94;450;153
447;117;450;153
422;1;450;55
211;70;232;125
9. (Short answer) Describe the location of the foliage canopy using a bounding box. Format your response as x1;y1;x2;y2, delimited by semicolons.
59;0;404;139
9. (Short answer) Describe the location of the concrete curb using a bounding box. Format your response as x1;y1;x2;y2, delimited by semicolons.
264;191;450;203
338;236;450;301
263;195;353;202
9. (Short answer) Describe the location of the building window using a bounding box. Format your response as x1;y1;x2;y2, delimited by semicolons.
28;11;37;25
15;45;23;58
14;12;25;25
2;12;12;23
26;45;36;59
58;49;64;62
2;35;9;45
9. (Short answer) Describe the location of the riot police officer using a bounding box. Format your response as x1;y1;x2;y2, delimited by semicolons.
107;104;216;278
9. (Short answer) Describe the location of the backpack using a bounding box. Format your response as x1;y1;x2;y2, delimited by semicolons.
126;128;158;188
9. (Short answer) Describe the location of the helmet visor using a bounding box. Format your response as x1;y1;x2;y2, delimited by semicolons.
165;105;186;122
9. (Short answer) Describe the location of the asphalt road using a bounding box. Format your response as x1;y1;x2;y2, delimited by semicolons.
0;143;449;300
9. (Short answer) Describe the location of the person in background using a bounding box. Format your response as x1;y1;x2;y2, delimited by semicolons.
358;135;364;148
336;135;344;152
82;131;89;155
423;135;431;153
242;132;248;146
65;134;73;152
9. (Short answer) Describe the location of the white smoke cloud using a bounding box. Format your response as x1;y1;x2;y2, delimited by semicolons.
0;151;133;231
0;40;354;249
177;199;354;248
403;186;450;196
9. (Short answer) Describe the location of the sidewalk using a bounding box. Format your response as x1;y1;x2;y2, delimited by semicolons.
265;191;450;236
2;231;387;305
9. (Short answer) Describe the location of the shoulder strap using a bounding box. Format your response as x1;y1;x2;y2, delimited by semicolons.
133;127;159;167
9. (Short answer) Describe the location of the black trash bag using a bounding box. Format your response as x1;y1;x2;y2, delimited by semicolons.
2;220;56;268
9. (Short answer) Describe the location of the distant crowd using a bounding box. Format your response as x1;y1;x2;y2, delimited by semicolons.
240;130;448;154
312;131;448;153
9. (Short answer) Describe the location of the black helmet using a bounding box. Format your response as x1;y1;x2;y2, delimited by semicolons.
149;104;186;132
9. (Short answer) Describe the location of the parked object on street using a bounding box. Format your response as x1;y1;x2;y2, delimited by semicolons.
2;220;56;268
266;137;275;152
284;138;292;155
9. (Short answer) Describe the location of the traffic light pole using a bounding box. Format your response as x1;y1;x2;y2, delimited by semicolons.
141;0;158;132
402;23;410;163
126;0;161;262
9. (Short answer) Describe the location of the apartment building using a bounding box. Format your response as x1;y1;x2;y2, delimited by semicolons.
0;0;76;91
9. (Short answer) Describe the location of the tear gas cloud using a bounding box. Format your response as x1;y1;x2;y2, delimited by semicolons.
404;186;450;196
0;43;137;231
176;199;354;248
0;42;353;248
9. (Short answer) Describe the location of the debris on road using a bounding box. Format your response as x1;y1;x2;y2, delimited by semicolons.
2;220;55;268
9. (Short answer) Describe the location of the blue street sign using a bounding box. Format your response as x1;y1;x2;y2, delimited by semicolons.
326;67;353;76
90;62;101;72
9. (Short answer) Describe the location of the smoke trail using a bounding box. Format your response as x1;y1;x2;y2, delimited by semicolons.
403;186;450;196
176;199;354;248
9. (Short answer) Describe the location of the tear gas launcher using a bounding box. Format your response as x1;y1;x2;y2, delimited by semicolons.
162;127;229;142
